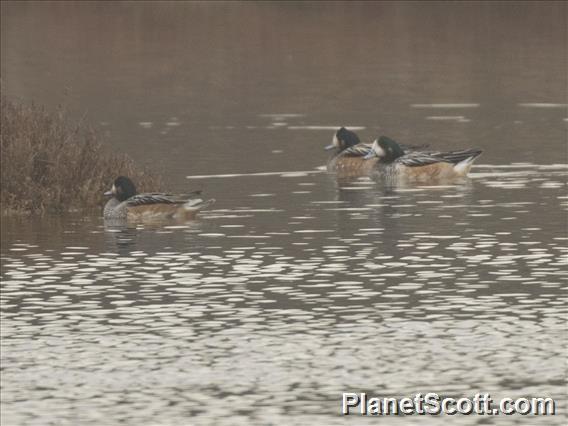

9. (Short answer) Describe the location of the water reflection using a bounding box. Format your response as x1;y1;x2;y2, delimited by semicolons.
2;165;566;425
2;2;566;181
1;1;567;423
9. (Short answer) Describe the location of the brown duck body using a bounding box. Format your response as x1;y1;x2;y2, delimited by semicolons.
327;143;431;178
126;203;202;221
326;129;432;179
103;176;214;222
327;152;379;178
383;161;474;183
326;128;377;178
365;137;483;184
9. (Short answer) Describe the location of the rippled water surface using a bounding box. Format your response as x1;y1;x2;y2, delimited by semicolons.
2;165;567;425
1;2;567;425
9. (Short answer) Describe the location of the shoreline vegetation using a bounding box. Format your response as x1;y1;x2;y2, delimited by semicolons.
1;97;160;215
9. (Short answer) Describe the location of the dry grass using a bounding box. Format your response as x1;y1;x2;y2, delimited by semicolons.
1;97;161;215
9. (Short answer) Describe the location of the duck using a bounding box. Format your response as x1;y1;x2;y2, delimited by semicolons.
325;127;429;177
363;136;482;182
103;176;215;221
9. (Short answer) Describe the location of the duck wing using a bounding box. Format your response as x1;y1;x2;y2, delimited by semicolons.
397;152;446;167
398;148;483;167
341;143;372;157
125;193;186;206
435;149;483;164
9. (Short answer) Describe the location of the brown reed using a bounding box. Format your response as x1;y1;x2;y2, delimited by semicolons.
1;97;161;214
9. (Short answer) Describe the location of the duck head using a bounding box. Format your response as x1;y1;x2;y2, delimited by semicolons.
325;127;361;152
363;136;405;162
104;176;137;202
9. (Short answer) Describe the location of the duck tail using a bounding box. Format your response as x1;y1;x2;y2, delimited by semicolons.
183;198;216;212
179;198;215;221
453;149;483;176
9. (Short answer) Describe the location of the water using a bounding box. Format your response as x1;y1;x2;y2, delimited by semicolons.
1;3;567;425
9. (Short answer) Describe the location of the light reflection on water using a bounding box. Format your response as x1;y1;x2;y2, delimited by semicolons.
1;165;567;425
2;2;567;423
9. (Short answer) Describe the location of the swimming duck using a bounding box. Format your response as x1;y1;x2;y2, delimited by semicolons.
103;176;215;221
325;127;429;178
325;127;374;176
363;136;482;182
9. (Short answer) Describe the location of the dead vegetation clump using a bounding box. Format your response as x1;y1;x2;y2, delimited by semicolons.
1;97;160;214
